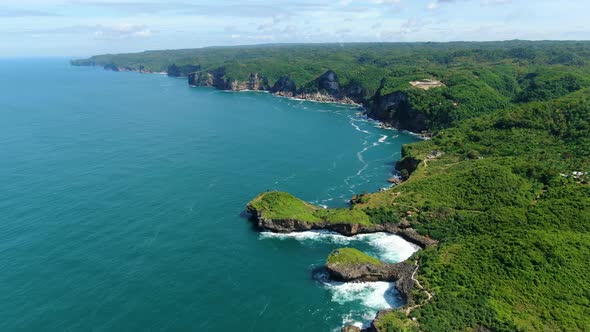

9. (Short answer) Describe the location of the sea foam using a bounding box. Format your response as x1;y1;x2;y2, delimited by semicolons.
259;230;419;263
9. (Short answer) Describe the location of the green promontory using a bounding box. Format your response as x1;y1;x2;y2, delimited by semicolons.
247;191;372;226
327;248;383;267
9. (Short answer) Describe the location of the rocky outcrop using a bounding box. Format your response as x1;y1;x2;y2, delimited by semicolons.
188;71;214;87
368;90;428;133
245;204;437;248
103;63;119;72
189;68;269;91
396;228;438;248
271;76;297;96
230;73;270;91
395;145;422;179
90;61;429;133
167;64;201;77
316;70;341;96
366;79;428;133
291;70;365;105
342;325;361;332
326;248;417;305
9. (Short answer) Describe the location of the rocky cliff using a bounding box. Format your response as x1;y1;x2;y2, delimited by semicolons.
295;70;366;104
366;79;428;133
85;60;428;133
271;76;297;96
326;248;416;303
246;202;437;248
188;67;270;91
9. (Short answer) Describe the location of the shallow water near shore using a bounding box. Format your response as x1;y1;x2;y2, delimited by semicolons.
0;58;420;331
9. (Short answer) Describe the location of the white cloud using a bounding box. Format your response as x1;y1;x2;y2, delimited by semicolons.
372;0;401;4
426;2;439;10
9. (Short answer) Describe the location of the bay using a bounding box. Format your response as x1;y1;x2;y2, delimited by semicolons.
0;59;420;331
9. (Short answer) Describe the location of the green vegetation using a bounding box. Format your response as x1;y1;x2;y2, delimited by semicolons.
248;191;371;225
73;41;590;130
327;247;383;267
76;41;590;331
374;311;420;332
353;91;590;331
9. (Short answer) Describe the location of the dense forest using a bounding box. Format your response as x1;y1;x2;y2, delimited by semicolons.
73;41;589;331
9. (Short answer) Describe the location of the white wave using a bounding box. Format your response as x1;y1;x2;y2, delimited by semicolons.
378;135;388;143
259;231;419;263
340;312;364;331
326;281;400;310
356;233;420;263
350;119;370;134
259;230;351;246
262;230;418;328
321;277;403;329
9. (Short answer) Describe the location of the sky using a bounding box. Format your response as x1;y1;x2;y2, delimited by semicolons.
0;0;588;56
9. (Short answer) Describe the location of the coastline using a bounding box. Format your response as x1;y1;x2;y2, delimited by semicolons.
75;62;433;331
76;63;430;139
246;194;438;331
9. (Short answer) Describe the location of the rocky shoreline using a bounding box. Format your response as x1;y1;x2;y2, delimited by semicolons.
78;62;432;134
245;201;438;332
75;61;435;331
245;204;438;248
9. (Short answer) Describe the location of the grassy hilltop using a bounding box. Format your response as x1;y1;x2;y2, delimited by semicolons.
75;41;590;331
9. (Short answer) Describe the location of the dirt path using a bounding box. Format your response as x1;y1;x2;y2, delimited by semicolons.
404;259;433;316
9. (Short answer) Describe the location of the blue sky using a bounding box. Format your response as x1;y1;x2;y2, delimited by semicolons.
1;0;588;56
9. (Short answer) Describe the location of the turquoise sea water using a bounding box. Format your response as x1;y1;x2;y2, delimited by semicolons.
0;59;420;331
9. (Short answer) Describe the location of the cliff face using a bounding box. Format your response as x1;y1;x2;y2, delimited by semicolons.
367;85;428;133
167;64;201;77
230;73;270;91
91;61;427;132
326;256;416;303
271;76;297;96
246;203;437;248
185;67;429;132
395;145;422;179
189;68;269;91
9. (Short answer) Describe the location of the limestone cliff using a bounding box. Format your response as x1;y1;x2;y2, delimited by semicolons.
366;79;428;133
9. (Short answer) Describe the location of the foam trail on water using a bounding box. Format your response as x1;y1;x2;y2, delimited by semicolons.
378;135;387;143
259;231;419;263
350;118;370;134
259;230;351;246
261;231;420;327
356;233;420;263
315;269;403;329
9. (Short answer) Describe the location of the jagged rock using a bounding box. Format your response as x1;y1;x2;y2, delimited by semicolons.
188;67;231;89
230;73;270;91
271;76;297;95
103;63;119;71
326;248;416;302
246;201;437;248
387;176;403;185
343;80;367;103
316;70;341;96
395;146;422;179
366;79;428;132
342;324;361;332
189;72;214;86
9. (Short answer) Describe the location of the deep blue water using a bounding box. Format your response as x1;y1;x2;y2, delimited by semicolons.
0;59;420;331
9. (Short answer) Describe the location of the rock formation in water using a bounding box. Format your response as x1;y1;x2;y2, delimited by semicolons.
326;247;417;304
245;199;437;248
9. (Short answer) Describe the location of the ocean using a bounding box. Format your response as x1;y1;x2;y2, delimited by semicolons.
0;58;420;331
